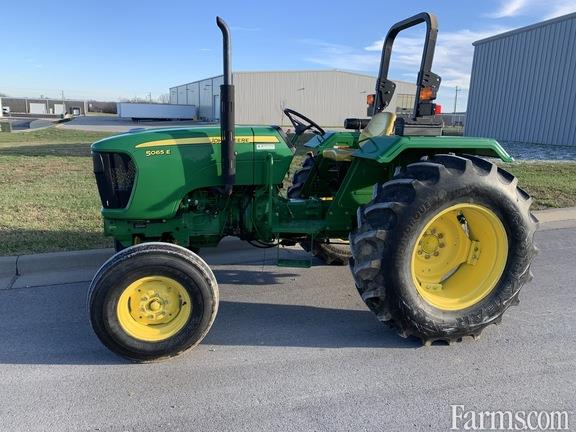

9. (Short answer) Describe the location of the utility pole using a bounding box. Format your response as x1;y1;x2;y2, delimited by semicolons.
148;92;152;103
453;86;459;113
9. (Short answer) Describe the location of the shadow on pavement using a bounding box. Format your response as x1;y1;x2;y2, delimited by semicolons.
205;301;417;350
0;276;416;365
0;283;123;366
213;269;300;285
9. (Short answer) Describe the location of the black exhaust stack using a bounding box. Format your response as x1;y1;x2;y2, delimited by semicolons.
217;17;235;195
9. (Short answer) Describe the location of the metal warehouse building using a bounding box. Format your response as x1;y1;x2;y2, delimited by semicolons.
466;12;576;146
0;97;88;117
170;70;416;126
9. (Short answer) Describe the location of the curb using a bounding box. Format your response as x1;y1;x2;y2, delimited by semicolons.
0;248;113;290
532;206;576;223
17;248;114;275
534;207;576;232
0;208;575;289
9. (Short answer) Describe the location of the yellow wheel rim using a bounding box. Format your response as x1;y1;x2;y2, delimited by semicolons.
411;204;508;311
117;276;192;342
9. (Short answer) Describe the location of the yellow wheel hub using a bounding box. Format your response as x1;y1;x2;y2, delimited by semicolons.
117;276;191;342
411;204;508;311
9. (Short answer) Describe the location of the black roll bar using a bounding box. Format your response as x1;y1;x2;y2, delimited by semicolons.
372;12;441;119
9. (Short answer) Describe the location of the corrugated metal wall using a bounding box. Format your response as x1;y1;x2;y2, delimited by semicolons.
466;13;576;146
170;71;415;125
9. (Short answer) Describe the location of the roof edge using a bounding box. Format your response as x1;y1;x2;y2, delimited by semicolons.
171;70;416;89
474;11;576;46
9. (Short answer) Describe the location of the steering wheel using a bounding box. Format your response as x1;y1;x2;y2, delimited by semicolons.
283;108;326;137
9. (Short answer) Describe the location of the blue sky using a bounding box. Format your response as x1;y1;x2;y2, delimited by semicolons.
1;0;574;111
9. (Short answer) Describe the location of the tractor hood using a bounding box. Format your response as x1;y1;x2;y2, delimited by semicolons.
91;125;283;153
91;125;292;221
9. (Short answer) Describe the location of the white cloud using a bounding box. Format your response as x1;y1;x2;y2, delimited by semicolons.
25;58;43;69
487;0;529;18
302;27;509;111
546;1;576;18
304;27;509;90
487;0;576;19
301;40;379;71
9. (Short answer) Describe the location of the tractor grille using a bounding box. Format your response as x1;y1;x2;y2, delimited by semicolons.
92;152;136;209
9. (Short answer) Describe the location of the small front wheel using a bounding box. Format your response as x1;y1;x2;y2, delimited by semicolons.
88;243;218;362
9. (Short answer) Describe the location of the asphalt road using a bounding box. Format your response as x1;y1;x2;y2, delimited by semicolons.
1;226;574;432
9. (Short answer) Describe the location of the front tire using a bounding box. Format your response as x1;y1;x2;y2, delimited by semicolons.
350;154;538;344
88;242;218;362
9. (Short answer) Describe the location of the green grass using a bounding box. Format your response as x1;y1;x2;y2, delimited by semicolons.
498;161;576;210
0;127;574;256
0;127;114;255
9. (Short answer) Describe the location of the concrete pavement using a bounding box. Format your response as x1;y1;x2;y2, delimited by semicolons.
58;115;215;133
0;224;574;431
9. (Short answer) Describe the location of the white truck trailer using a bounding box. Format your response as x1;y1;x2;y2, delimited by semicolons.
117;103;197;121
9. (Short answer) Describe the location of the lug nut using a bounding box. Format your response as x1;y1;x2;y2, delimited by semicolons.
434;251;439;256
439;243;445;248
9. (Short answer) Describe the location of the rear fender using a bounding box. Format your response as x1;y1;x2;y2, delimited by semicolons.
353;135;513;164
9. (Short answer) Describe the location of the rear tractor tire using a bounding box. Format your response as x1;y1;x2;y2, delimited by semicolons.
288;154;352;266
350;154;538;345
88;242;218;362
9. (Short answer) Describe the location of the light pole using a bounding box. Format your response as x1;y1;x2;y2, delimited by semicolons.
453;86;459;113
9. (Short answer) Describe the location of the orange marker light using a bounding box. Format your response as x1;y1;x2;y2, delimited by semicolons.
367;94;375;105
420;87;434;101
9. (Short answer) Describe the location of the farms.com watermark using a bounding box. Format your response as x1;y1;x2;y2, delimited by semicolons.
451;405;570;430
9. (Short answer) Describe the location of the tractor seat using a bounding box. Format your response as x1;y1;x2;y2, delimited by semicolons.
323;112;397;162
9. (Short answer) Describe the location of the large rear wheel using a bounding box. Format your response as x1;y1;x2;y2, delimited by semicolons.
350;154;538;344
88;242;218;362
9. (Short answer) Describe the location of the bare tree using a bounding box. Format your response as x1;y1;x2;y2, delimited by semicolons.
157;93;170;104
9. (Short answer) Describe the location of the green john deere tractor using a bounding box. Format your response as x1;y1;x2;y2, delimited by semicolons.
88;13;537;361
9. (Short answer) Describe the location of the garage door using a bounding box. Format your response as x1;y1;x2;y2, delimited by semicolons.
29;103;47;114
53;104;65;115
